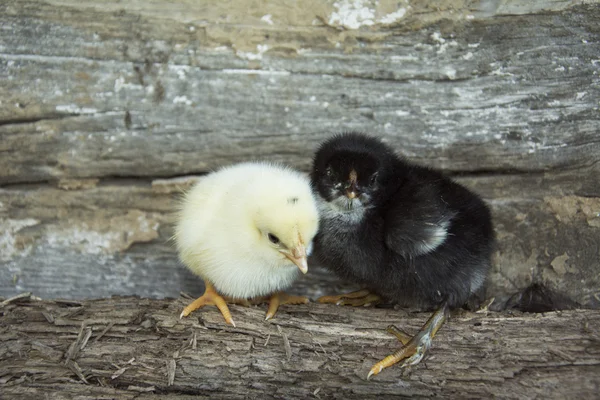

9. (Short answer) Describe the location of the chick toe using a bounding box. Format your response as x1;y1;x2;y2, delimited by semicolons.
318;289;381;306
265;292;309;320
367;304;448;379
385;325;413;345
180;283;235;326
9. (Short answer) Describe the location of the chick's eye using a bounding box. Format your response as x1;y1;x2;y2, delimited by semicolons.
268;233;280;244
370;173;379;185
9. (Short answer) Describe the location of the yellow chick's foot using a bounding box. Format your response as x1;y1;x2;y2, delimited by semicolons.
180;282;236;327
265;292;309;320
367;303;449;380
318;289;382;307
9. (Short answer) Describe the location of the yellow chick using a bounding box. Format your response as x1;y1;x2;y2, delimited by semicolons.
175;162;319;326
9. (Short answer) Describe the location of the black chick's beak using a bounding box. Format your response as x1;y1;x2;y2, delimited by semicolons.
346;169;358;199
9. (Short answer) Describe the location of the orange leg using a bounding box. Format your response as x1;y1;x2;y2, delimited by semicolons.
367;303;449;379
265;292;309;321
318;289;382;307
385;325;413;345
180;282;236;327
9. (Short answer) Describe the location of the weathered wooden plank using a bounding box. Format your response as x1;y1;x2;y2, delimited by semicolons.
2;170;599;308
1;297;599;399
1;2;599;184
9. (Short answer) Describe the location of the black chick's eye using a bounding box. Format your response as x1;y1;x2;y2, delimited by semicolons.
268;233;280;244
325;167;334;178
370;172;379;185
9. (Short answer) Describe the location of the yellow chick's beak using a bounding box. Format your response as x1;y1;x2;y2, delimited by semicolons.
281;244;308;274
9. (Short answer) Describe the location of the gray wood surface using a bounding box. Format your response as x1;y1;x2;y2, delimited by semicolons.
1;1;600;309
1;296;599;399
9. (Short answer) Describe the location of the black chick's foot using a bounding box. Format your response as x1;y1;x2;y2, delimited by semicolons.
367;303;449;379
318;289;382;307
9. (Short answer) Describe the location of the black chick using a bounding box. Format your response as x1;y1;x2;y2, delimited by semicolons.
310;132;494;378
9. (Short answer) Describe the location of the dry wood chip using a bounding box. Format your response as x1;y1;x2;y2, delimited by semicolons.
134;361;156;370
127;385;156;392
41;311;55;323
0;292;32;307
65;340;79;362
63;307;85;318
66;360;89;384
65;322;89;362
166;359;176;386
93;322;115;343
277;325;292;361
110;357;136;379
132;335;161;342
112;358;136;370
264;333;271;347
80;327;93;351
192;331;197;350
111;367;128;380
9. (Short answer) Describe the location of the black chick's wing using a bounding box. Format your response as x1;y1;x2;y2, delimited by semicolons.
381;167;494;309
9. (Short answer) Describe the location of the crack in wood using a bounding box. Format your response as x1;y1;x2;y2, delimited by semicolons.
0;114;69;126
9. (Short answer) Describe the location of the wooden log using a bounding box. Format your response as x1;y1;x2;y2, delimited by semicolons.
1;296;599;399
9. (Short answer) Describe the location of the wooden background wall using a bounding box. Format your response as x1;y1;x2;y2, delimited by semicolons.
1;0;599;310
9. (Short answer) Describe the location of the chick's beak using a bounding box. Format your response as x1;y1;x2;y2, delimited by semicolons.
281;244;308;274
346;169;358;199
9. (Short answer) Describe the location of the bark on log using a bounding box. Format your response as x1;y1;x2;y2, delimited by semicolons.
1;295;599;399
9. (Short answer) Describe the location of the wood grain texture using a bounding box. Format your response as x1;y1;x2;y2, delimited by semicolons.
1;1;599;183
1;171;599;309
1;1;600;310
1;296;599;399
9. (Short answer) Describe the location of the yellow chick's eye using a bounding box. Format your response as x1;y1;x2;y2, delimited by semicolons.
268;233;280;244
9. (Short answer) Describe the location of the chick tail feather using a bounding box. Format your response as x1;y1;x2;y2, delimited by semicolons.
367;302;449;379
180;281;236;327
